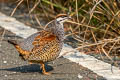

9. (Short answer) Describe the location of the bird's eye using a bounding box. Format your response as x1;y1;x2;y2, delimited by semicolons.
61;16;67;18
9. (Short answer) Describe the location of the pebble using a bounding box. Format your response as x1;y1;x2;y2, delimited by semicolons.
12;72;17;73
78;74;83;79
3;61;7;63
4;75;7;77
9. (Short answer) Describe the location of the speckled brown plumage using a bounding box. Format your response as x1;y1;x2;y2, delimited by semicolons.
28;31;60;62
8;14;71;75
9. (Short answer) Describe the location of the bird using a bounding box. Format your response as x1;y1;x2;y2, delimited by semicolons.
8;14;71;75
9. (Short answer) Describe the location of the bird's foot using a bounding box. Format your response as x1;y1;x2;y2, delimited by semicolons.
42;72;51;75
29;62;33;64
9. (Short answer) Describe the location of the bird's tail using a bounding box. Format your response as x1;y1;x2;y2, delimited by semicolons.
8;40;18;46
8;40;29;60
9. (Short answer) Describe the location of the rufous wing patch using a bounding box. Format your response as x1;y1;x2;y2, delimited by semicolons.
32;33;56;46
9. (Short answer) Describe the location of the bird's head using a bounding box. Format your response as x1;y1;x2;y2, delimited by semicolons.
44;14;71;30
55;14;71;24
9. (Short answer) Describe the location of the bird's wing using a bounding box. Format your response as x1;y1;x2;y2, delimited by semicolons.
19;30;59;52
19;32;40;51
28;30;60;60
32;31;57;46
19;21;56;52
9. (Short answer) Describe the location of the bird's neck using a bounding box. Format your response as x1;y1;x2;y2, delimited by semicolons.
54;22;64;42
46;20;65;42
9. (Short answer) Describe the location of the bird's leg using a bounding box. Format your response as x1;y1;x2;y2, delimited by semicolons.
29;62;33;64
40;61;51;75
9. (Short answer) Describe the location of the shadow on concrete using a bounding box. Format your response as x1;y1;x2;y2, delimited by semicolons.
0;64;53;73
